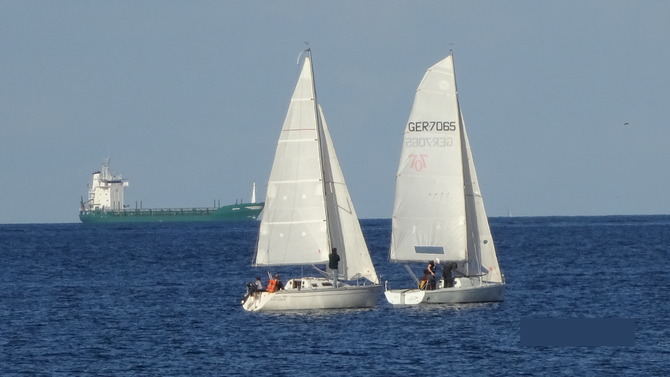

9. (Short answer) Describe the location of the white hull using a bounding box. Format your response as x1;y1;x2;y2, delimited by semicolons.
242;278;382;312
385;277;504;305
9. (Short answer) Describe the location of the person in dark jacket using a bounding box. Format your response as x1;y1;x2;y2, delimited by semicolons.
442;262;457;288
328;248;340;288
427;260;437;290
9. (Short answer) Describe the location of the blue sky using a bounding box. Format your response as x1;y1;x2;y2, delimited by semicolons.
1;1;668;224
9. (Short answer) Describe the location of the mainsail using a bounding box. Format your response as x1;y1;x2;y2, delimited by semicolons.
255;55;328;267
390;55;467;263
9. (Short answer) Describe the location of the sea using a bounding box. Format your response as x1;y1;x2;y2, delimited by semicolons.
1;216;668;376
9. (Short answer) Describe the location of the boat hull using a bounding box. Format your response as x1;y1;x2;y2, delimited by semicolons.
385;278;504;305
80;203;263;223
242;278;382;312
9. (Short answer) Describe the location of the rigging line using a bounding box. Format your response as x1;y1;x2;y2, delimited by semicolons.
403;264;420;286
337;200;354;215
311;264;330;278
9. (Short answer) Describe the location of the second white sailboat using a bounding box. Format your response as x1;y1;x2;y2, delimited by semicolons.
385;53;505;305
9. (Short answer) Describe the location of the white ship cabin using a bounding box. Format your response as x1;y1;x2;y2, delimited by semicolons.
284;278;335;291
85;160;129;211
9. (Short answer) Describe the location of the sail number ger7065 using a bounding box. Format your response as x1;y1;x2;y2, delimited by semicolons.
407;121;456;132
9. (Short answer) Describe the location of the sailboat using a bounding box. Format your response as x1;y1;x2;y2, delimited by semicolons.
242;50;382;312
384;53;505;305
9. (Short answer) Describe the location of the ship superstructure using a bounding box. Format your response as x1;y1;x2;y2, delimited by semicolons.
82;158;129;212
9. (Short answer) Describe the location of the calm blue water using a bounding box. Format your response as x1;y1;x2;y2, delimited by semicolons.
1;216;668;376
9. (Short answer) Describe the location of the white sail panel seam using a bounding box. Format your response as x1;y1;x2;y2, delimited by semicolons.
262;220;325;225
268;179;321;184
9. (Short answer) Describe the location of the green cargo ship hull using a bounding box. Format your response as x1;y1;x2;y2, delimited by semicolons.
80;202;264;223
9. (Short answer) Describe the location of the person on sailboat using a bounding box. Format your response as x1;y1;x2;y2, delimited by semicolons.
328;248;340;288
441;262;457;288
267;274;284;293
254;277;264;292
427;260;437;290
242;276;264;304
419;269;430;290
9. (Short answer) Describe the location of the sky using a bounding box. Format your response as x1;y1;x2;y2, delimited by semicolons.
1;1;669;224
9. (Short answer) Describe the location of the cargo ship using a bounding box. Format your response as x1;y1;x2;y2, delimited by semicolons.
79;159;264;223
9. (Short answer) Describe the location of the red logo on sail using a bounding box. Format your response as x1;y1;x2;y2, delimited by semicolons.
410;154;428;172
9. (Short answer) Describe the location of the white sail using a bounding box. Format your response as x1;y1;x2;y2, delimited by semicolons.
319;106;379;283
390;55;467;263
462;115;503;282
254;56;329;266
254;54;378;284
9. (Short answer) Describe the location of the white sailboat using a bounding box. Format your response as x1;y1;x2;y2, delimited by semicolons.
242;50;381;312
384;53;505;305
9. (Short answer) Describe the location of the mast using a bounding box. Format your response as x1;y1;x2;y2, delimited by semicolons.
306;49;345;258
452;52;472;276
